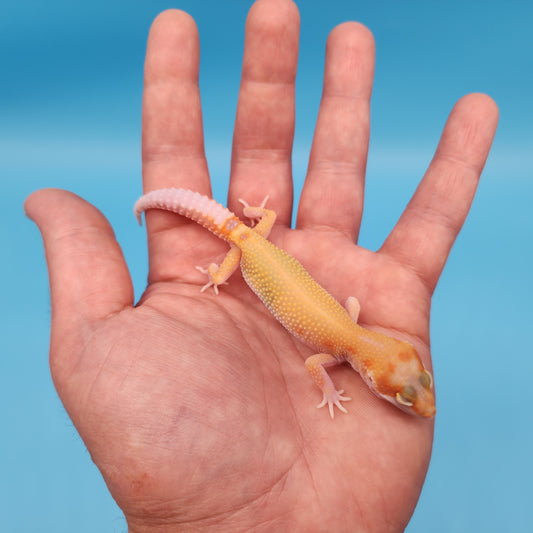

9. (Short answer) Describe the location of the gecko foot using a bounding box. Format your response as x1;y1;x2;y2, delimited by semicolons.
238;196;269;227
316;389;351;419
195;265;228;295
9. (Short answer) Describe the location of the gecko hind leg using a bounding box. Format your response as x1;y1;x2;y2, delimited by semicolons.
238;197;276;238
196;245;242;294
196;196;275;294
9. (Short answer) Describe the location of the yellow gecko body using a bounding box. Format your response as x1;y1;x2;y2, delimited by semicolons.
134;188;436;419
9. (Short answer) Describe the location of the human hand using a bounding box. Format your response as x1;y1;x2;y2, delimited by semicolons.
25;0;498;531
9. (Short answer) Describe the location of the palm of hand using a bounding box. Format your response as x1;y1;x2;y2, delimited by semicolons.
69;223;433;531
26;1;497;531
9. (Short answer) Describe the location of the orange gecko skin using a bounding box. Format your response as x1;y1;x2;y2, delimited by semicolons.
134;188;436;419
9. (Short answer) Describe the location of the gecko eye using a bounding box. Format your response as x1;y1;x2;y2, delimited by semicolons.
418;370;433;390
396;385;416;406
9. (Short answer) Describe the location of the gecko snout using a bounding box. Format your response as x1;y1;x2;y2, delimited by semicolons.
395;370;436;418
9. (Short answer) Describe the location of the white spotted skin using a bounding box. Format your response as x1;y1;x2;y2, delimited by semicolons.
134;188;436;418
233;225;357;354
230;224;436;418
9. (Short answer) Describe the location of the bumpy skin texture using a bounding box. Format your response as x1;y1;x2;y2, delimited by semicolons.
135;187;436;419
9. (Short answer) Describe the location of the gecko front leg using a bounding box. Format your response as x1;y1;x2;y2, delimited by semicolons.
305;353;352;418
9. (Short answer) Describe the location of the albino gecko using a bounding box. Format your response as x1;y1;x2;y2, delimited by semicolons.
134;188;436;419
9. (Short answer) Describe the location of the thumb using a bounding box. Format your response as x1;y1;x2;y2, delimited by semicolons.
25;189;134;335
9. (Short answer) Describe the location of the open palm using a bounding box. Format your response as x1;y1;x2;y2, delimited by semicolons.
26;1;498;531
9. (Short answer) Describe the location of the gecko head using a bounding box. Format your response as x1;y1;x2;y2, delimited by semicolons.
391;367;436;418
371;343;436;418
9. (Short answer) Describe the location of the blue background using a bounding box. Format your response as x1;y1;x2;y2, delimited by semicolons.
2;1;532;531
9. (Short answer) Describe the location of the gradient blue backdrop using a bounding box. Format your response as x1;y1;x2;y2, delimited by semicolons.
2;1;532;531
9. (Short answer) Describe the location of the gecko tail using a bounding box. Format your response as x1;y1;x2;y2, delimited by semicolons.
133;188;239;238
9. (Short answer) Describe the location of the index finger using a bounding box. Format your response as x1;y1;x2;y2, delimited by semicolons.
142;10;211;223
141;11;216;283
